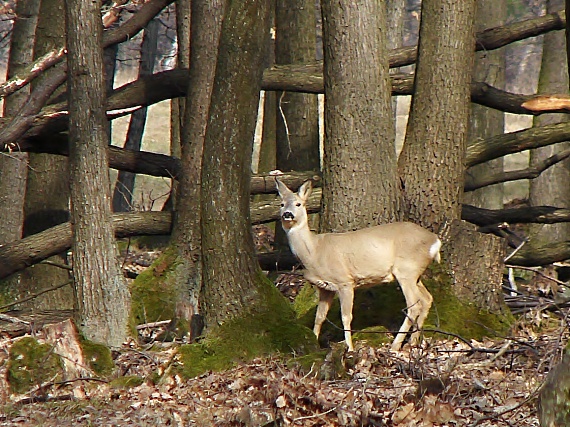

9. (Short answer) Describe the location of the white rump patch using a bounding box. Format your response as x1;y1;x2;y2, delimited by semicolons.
429;239;442;262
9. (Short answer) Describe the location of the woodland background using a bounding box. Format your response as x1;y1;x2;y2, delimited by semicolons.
0;0;569;425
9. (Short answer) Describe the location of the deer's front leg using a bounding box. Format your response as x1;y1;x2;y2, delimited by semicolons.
313;287;335;341
337;286;355;351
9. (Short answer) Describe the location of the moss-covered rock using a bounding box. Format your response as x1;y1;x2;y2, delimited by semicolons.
80;339;115;376
7;337;63;394
171;272;317;379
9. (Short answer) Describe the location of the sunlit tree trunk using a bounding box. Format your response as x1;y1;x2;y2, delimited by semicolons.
66;0;130;346
320;0;401;233
171;0;225;327
199;0;271;327
398;0;504;310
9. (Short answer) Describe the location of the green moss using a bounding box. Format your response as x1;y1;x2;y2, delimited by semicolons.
109;375;144;389
7;337;62;394
80;339;115;376
423;264;513;341
172;271;317;379
129;246;189;338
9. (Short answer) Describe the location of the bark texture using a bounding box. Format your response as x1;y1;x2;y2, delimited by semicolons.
199;0;271;328
66;0;130;346
171;0;225;324
20;0;72;310
320;0;401;232
398;0;476;232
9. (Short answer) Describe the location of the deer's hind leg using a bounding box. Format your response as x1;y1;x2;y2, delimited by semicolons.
392;275;424;351
408;279;433;346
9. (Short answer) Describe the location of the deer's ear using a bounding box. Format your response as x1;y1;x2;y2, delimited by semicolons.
297;180;313;201
275;178;292;198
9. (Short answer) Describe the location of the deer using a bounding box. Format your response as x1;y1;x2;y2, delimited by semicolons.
276;178;441;352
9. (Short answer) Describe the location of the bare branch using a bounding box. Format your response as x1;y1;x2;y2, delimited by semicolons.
465;147;570;191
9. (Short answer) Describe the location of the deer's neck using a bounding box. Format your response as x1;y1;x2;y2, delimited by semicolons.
284;222;319;265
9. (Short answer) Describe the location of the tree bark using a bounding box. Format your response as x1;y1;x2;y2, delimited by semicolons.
320;0;401;233
66;0;130;346
199;0;271;328
20;0;73;311
170;0;225;327
0;0;38;246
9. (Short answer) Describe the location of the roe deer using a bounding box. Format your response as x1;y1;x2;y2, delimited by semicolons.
276;178;441;351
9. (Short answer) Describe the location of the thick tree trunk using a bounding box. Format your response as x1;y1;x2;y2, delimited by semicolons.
199;0;272;328
170;0;225;328
320;0;401;232
66;0;130;346
20;0;73;311
397;0;508;315
398;0;476;231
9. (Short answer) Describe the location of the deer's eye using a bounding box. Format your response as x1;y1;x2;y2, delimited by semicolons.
280;203;284;207
296;203;301;207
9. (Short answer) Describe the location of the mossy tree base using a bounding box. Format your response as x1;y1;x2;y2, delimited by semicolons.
172;273;318;379
129;247;191;340
130;247;318;379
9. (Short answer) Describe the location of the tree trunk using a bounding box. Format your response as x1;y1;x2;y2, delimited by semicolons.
112;18;159;212
398;0;475;231
20;0;73;311
529;0;570;252
274;0;319;248
168;0;191;210
199;0;272;327
170;0;225;331
0;0;39;304
320;0;401;232
66;0;130;347
397;0;507;314
460;0;507;312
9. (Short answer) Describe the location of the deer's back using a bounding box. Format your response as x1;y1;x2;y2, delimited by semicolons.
304;222;439;289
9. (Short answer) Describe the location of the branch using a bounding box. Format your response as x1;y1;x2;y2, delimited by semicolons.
0;0;175;100
465;147;570;191
466;121;570;167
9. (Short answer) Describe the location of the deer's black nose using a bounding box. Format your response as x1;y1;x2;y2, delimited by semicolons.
282;212;294;220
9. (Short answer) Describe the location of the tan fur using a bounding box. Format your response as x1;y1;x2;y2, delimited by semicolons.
276;179;441;351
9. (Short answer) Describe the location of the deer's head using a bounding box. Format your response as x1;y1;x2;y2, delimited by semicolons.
276;179;313;231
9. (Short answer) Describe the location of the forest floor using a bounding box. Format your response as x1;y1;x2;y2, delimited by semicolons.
0;259;567;426
0;316;565;427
